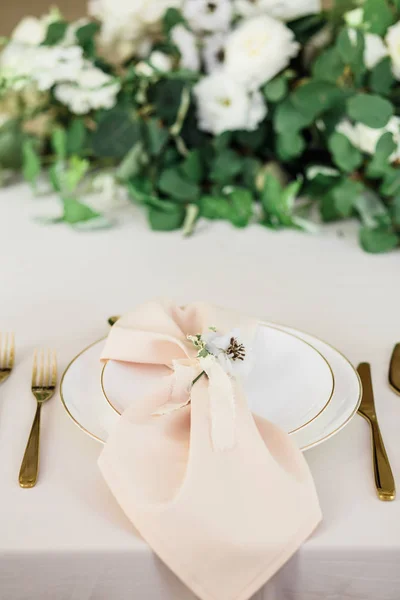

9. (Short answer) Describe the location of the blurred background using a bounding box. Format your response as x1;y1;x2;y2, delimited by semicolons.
1;1;84;34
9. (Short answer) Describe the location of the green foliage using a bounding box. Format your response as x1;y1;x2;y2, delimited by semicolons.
22;139;41;190
363;0;394;35
4;3;400;252
347;94;393;128
42;21;68;46
369;57;395;95
92;110;141;158
328;132;363;172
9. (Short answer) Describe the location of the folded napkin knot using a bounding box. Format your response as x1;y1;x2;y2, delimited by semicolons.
99;300;322;600
153;327;251;452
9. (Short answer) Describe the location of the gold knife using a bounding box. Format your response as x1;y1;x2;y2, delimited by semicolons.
357;363;395;501
388;344;400;395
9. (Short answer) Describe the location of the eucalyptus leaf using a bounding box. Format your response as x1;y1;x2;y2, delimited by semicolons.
312;47;345;83
200;195;231;220
22;139;41;190
181;150;203;182
347;93;393;128
328;132;363;172
359;226;398;252
276;130;305;161
148;203;185;231
363;0;394;35
62;198;100;224
274;98;313;134
92;110;141;158
225;187;253;228
263;76;288;102
210;149;242;184
366;132;396;178
158;167;199;201
42;21;68;46
0;121;24;169
145;118;169;156
116;142;145;182
369;57;395;95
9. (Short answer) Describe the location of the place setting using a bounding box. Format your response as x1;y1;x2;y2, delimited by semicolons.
43;298;393;600
1;299;398;600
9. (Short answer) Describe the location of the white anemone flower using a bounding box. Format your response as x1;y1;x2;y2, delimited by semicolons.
202;329;252;377
183;0;232;33
171;24;200;71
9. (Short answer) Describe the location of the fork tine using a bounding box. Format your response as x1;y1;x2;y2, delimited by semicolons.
51;350;57;387
8;333;15;369
38;350;45;387
0;333;6;368
32;349;38;387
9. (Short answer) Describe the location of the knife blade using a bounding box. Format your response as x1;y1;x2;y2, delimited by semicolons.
389;344;400;395
357;362;395;501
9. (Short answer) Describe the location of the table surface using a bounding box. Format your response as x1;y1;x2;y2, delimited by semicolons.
1;185;400;600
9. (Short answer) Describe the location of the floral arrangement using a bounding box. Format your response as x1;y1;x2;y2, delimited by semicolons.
1;0;400;252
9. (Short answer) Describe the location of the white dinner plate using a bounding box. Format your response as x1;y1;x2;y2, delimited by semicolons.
101;325;334;435
60;324;362;451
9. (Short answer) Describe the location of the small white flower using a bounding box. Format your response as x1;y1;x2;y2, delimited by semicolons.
54;64;120;114
91;172;128;211
202;33;226;73
11;16;47;45
183;0;232;33
202;329;252;377
224;15;299;90
149;51;173;72
364;33;388;69
194;72;267;134
171;24;200;71
344;8;364;28
234;0;321;21
337;117;400;161
385;21;400;79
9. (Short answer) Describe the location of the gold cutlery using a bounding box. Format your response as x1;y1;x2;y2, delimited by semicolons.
19;349;57;488
108;316;119;327
0;332;15;384
357;362;395;501
388;343;400;395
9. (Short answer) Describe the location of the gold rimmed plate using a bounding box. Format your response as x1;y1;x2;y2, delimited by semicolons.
60;322;361;451
100;324;335;436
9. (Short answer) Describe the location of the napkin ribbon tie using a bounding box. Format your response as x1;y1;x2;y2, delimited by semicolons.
154;355;236;452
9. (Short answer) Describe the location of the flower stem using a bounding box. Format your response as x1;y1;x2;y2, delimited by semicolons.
192;370;206;386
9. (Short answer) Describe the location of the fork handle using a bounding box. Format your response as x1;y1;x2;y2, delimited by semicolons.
19;404;41;488
370;419;396;501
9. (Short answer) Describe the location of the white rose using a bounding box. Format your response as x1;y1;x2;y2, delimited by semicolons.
11;16;47;46
171;25;200;71
385;21;400;79
183;0;232;33
364;33;388;69
194;72;267;134
224;15;299;90
54;64;120;114
234;0;321;21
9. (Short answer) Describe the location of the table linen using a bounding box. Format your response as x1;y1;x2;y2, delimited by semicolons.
0;185;399;600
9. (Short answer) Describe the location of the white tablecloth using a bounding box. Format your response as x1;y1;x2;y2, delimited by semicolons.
1;185;399;600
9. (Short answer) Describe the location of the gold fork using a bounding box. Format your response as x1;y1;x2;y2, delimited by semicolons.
0;332;15;384
19;349;57;488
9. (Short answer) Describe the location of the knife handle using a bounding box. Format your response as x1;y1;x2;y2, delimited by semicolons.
370;418;396;501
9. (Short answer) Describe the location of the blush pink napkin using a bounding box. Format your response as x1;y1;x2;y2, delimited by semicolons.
99;301;321;600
